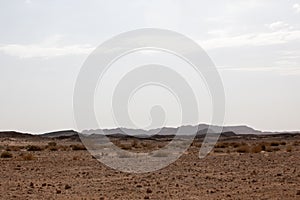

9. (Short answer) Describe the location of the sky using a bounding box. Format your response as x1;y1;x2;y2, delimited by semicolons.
0;0;300;133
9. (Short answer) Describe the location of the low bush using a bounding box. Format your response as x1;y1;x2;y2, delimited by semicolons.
215;142;229;148
26;145;42;151
230;142;241;148
48;141;57;147
70;144;86;151
49;146;58;151
118;143;132;150
270;142;280;146
1;151;13;158
293;141;300;146
21;153;35;161
236;145;250;153
251;145;262;153
286;145;292;152
6;146;22;151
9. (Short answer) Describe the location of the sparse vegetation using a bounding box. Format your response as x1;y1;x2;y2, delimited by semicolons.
1;151;13;158
236;145;250;153
214;149;224;153
26;145;42;151
251;144;263;153
280;141;286;145
6;145;22;151
48;146;58;151
70;144;86;151
48;141;57;147
230;142;241;148
286;145;292;152
293;141;300;146
215;142;229;148
270;142;280;146
21;153;35;161
118;143;132;150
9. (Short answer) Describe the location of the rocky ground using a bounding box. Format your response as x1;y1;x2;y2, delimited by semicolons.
0;135;300;199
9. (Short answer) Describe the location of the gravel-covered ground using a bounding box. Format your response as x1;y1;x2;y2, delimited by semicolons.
0;136;300;199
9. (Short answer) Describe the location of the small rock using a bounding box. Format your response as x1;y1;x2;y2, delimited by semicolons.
29;182;34;188
144;196;150;199
296;190;300;195
146;188;152;193
56;190;61;194
65;184;71;190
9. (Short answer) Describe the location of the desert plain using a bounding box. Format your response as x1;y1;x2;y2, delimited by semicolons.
0;131;300;200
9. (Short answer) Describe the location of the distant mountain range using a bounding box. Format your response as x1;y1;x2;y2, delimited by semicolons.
0;124;299;139
81;124;264;136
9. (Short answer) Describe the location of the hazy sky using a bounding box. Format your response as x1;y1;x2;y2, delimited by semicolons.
0;0;300;133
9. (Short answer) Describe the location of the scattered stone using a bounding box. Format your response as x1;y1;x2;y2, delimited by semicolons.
56;189;61;194
65;184;71;190
146;188;152;193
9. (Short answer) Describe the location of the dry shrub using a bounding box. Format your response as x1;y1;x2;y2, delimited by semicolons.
49;146;58;151
70;144;86;151
251;144;262;153
286;145;292;152
132;140;141;148
21;153;35;161
58;145;69;151
293;141;300;146
48;141;57;147
215;142;229;148
214;149;224;153
280;141;286;145
260;143;267;151
192;141;201;148
272;147;280;151
118;143;132;150
230;142;241;148
1;151;13;158
236;145;250;153
270;142;280;146
142;142;156;149
266;146;280;152
26;145;42;151
6;146;22;151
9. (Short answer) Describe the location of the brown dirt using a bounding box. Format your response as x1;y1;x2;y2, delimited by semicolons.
0;136;300;199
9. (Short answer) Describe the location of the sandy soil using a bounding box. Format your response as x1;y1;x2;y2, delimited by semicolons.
0;136;300;200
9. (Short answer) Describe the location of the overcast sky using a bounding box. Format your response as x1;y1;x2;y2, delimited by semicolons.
0;0;300;133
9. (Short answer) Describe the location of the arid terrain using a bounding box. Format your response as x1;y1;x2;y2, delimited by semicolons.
0;131;300;199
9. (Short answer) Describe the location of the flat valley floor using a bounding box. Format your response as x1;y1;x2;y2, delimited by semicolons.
0;135;300;199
